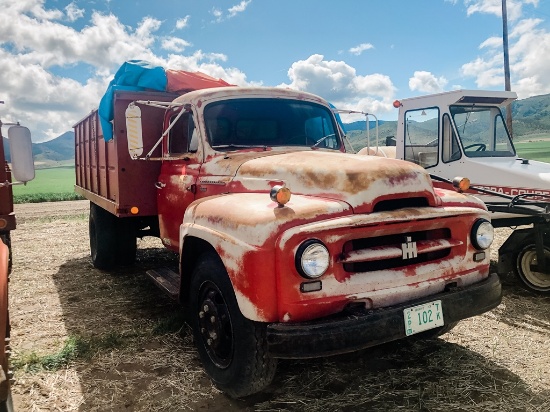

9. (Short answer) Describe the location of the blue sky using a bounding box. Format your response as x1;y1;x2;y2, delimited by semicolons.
0;0;549;141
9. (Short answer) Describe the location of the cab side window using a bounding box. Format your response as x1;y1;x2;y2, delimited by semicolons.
442;113;461;163
169;112;195;154
403;107;439;168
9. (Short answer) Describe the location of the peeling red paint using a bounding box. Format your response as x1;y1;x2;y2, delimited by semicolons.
76;86;493;326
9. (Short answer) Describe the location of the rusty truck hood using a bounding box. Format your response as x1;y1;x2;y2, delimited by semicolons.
215;150;438;213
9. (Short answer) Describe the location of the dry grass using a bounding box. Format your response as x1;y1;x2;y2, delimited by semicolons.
8;201;550;411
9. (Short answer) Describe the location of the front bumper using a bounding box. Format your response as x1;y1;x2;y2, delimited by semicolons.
267;272;501;359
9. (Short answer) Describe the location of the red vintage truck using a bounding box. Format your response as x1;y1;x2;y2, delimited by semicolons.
74;73;502;397
0;114;34;411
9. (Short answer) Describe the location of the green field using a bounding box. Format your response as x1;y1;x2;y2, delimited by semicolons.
514;140;550;163
12;166;82;203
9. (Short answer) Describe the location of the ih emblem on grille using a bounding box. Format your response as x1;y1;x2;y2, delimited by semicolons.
401;236;418;259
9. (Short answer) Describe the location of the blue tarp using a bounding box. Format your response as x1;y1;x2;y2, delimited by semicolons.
98;60;167;141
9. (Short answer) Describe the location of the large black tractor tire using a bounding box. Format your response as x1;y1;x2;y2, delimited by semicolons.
89;203;136;270
514;241;550;295
189;252;277;398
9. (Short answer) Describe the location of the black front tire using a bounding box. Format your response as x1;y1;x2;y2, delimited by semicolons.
515;242;550;294
189;252;277;398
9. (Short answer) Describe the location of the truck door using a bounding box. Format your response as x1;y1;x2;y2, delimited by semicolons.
157;109;201;252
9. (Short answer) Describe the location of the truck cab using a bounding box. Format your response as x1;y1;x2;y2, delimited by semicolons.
396;90;521;205
355;89;550;294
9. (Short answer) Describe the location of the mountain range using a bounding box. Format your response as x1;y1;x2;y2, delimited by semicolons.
4;91;550;168
3;130;74;167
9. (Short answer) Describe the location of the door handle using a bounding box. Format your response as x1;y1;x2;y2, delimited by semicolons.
155;182;166;189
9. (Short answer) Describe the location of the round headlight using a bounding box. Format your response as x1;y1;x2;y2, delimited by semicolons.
471;219;494;250
296;240;330;279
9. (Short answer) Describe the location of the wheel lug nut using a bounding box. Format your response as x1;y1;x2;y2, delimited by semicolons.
201;328;206;334
210;316;216;324
207;338;213;346
203;305;209;312
199;311;205;319
210;332;217;340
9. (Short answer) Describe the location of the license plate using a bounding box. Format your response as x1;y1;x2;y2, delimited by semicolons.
404;300;444;336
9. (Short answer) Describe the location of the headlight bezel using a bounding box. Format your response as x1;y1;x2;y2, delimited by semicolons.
471;218;494;250
295;239;330;279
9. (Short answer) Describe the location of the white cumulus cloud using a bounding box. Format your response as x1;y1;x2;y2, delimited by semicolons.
349;43;374;56
65;2;84;22
176;15;190;29
0;0;251;141
461;15;550;98
279;54;397;117
228;0;252;18
162;37;192;53
409;71;448;93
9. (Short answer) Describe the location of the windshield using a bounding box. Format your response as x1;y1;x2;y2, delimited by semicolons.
449;105;515;157
204;98;340;150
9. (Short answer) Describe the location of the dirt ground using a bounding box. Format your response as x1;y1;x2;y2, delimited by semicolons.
7;200;550;411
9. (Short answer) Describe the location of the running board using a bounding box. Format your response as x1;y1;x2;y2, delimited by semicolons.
145;267;180;300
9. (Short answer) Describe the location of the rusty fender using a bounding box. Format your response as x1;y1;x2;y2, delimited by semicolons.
180;192;351;322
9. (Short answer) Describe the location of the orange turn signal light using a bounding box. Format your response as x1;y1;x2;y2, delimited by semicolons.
130;206;139;215
270;185;291;206
452;176;470;192
393;100;402;108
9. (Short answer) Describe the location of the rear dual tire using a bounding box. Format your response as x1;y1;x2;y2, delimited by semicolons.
89;203;137;270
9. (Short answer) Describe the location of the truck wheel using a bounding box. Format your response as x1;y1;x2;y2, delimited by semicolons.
116;218;137;266
515;243;550;294
189;252;277;398
89;203;117;270
89;204;137;269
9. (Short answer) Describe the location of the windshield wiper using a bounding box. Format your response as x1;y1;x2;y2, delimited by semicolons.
311;133;336;148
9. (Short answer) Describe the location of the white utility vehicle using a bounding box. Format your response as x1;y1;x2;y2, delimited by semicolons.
344;89;550;294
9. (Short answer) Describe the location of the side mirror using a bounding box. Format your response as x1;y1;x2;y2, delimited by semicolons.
125;103;143;158
7;125;34;183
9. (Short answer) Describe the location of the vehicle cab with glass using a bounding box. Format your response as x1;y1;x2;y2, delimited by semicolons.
399;90;516;170
389;89;550;295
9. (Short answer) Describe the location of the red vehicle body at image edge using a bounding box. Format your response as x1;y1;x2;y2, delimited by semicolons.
0;118;34;412
74;83;502;397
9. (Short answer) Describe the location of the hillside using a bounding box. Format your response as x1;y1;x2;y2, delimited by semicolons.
3;131;75;168
4;91;550;165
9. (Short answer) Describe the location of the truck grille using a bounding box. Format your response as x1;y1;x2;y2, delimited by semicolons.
340;228;460;273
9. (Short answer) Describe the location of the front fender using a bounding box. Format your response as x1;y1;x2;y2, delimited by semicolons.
180;193;350;322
